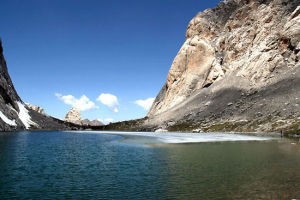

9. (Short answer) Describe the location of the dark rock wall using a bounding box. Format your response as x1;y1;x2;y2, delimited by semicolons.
0;40;80;131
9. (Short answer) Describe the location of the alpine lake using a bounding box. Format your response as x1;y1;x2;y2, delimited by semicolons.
0;131;300;199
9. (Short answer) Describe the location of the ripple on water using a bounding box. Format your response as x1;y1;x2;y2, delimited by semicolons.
0;131;299;199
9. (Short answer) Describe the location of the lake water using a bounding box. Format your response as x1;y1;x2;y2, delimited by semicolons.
0;131;300;199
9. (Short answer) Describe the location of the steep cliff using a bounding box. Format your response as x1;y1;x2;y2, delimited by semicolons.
65;108;82;125
145;0;300;133
0;40;36;130
0;40;80;131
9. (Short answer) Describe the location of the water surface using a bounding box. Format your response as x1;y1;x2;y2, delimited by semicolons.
0;131;300;199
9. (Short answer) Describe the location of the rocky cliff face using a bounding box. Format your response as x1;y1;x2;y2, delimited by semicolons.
0;40;37;130
145;0;300;133
25;103;46;115
0;40;80;131
65;108;82;125
64;108;104;127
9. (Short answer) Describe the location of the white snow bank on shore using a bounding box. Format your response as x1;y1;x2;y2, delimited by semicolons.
75;131;275;144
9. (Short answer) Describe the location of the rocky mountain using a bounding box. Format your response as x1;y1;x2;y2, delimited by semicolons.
82;119;104;126
0;40;81;131
0;40;28;130
106;0;300;134
64;107;104;127
81;119;91;126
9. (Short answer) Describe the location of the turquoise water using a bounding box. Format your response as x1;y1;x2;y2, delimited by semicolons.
0;131;300;199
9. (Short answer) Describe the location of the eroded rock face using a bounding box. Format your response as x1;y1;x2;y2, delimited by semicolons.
148;0;300;116
65;108;82;125
25;103;46;115
64;109;104;126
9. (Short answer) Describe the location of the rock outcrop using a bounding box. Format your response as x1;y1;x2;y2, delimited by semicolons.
143;0;300;134
25;103;46;115
65;108;82;125
64;108;104;127
0;40;81;131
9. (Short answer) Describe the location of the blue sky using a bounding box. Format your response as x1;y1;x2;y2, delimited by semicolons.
0;0;221;123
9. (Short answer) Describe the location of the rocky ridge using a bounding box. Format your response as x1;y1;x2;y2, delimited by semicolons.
0;40;82;131
81;119;104;126
64;107;104;126
25;103;46;115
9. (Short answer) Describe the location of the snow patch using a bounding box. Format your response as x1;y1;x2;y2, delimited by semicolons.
0;111;17;126
76;131;275;144
17;101;38;129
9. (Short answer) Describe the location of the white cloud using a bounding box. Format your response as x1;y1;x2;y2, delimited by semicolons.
97;93;119;112
55;93;98;111
134;97;155;110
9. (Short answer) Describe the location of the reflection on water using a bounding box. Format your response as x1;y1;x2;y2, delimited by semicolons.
0;131;300;199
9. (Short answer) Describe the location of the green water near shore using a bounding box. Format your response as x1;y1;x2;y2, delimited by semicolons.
0;131;300;199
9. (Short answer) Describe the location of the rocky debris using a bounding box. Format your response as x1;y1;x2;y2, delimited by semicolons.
64;108;82;125
25;103;46;115
192;128;202;133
